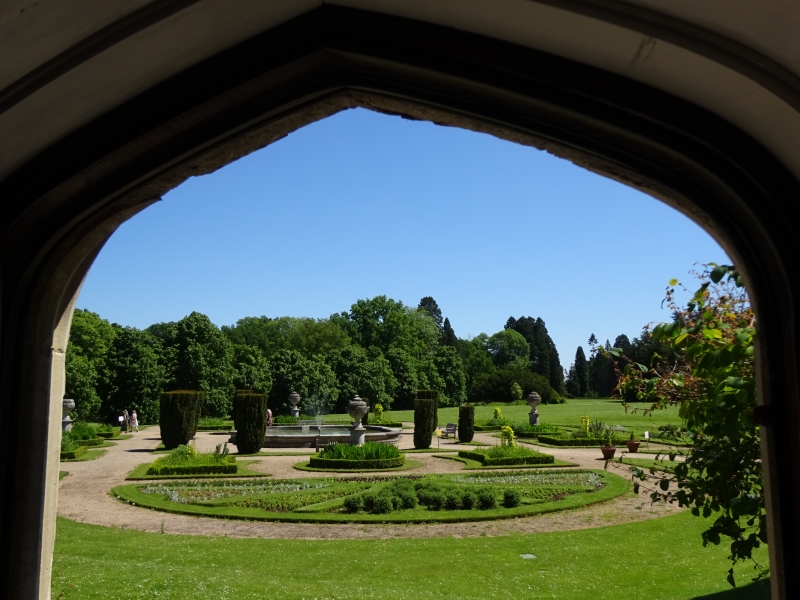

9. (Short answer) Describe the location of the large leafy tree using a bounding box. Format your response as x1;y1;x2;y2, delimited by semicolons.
433;345;467;406
231;344;272;395
505;316;564;393
487;329;530;368
610;265;763;586
418;296;443;329
469;367;555;405
160;312;235;417
385;348;419;410
65;309;117;421
102;327;164;424
326;346;396;412
458;334;495;394
267;349;339;416
222;316;350;359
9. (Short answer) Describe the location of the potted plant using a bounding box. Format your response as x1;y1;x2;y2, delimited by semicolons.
626;431;641;453
600;430;616;460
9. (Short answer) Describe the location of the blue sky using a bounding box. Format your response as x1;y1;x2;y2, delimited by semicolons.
78;108;729;368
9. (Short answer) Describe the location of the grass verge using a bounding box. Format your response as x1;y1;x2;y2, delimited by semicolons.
61;449;107;463
59;471;68;480
125;460;268;480
51;510;770;599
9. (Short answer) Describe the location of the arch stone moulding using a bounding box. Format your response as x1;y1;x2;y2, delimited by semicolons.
1;5;799;599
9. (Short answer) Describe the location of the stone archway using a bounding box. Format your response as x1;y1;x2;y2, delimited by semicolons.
2;6;799;599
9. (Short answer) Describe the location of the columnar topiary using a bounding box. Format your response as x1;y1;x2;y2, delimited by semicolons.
414;390;438;449
159;390;204;450
458;404;475;443
232;391;268;454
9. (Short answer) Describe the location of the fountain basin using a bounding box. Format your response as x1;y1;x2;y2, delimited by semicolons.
228;425;402;448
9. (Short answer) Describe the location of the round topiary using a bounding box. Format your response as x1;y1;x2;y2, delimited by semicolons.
232;392;267;454
425;490;446;511
503;488;521;508
343;495;363;513
445;489;463;510
371;492;394;514
477;488;498;510
160;391;204;450
458;404;475;443
461;490;477;510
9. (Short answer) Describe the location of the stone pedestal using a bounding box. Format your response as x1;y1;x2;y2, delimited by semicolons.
347;395;369;446
526;391;541;427
62;399;75;433
288;391;301;418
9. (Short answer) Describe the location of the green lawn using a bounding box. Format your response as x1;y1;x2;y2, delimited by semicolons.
51;510;769;599
324;399;683;434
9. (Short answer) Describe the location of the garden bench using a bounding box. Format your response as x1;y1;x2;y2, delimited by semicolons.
442;423;457;438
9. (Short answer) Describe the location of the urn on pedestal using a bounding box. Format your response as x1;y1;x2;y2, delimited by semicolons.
526;391;541;426
62;398;75;433
288;392;301;418
347;395;369;446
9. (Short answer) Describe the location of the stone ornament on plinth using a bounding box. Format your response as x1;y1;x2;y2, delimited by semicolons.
288;391;301;418
347;395;369;446
527;391;542;426
62;398;75;433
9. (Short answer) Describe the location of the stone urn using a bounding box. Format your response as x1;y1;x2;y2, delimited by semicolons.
347;395;369;446
62;398;75;433
526;391;541;426
288;391;301;418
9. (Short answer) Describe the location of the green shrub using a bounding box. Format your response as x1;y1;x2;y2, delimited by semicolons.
510;422;559;437
319;442;400;460
61;434;78;453
461;490;477;510
458;447;555;466
413;394;437;449
537;435;608;447
458;404;475;443
372;492;394;514
308;456;405;470
146;444;235;475
444;489;463;510
503;489;521;508
343;495;362;513
425;490;446;511
76;438;105;447
477;488;497;510
159;391;204;450
397;489;418;509
232;392;268;454
70;422;97;440
60;446;87;461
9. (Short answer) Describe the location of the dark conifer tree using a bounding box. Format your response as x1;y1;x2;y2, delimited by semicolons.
418;296;443;329
574;346;589;397
441;317;458;347
504;316;565;394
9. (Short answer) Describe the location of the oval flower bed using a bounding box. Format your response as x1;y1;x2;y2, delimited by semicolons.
308;441;405;470
113;470;629;523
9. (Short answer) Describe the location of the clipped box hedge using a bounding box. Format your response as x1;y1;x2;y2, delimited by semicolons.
371;421;403;428
536;436;610;447
96;428;121;439
146;458;236;476
307;456;405;470
71;437;105;447
457;450;554;466
196;425;233;431
60;446;87;460
473;425;502;432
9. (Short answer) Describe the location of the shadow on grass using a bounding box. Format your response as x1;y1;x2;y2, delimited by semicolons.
692;579;770;599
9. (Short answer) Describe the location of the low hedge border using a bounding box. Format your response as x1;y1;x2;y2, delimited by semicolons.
126;460;268;480
457;450;555;466
308;456;405;470
473;425;502;432
60;446;87;460
369;421;403;428
147;459;237;476
70;437;105;447
62;449;107;462
97;428;121;439
293;459;421;473
435;454;578;470
536;436;609;447
197;425;233;431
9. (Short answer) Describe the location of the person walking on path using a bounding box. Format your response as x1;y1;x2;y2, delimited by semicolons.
267;408;273;427
130;410;139;432
122;409;129;433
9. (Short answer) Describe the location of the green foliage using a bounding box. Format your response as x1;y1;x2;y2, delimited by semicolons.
441;317;458;348
510;382;523;401
499;425;515;446
458;404;475;443
60;445;87;460
418;296;443;329
476;488;497;510
102;327;164;424
458;447;555;466
61;434;78;453
457;335;495;395
267;349;339;416
231;344;272;396
147;445;235;476
433;345;467;406
159;391;203;450
232;392;268;454
573;346;589;397
509;422;559;437
318;442;401;461
505;316;565;393
373;404;384;421
503;488;521;508
610;265;764;585
494;407;503;420
469;367;556;405
69;421;97;441
158;313;235;417
413;396;437;449
486;329;530;368
536;436;607;447
326;346;396;412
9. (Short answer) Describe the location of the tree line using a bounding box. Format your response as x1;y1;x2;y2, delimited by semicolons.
65;296;567;424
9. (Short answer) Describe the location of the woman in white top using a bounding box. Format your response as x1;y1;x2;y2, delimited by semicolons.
130;410;139;432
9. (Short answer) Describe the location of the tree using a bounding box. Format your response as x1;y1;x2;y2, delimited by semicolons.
231;344;272;395
441;317;458;348
469;367;555;405
102;327;164;424
267;349;339;416
588;339;616;397
486;329;530;368
433;345;467;406
325;346;396;412
385;348;419;410
418;296;443;329
573;346;589;396
161;312;235;417
610;265;763;586
505;316;565;393
458;335;494;393
65;309;117;421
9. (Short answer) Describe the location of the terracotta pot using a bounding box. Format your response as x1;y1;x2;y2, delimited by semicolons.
600;446;616;460
626;441;641;453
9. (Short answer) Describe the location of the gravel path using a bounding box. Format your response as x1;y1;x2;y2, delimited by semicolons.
57;426;682;540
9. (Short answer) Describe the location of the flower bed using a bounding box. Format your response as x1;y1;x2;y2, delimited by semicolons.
308;441;405;470
458;447;554;466
146;444;236;476
308;457;406;470
537;436;610;447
